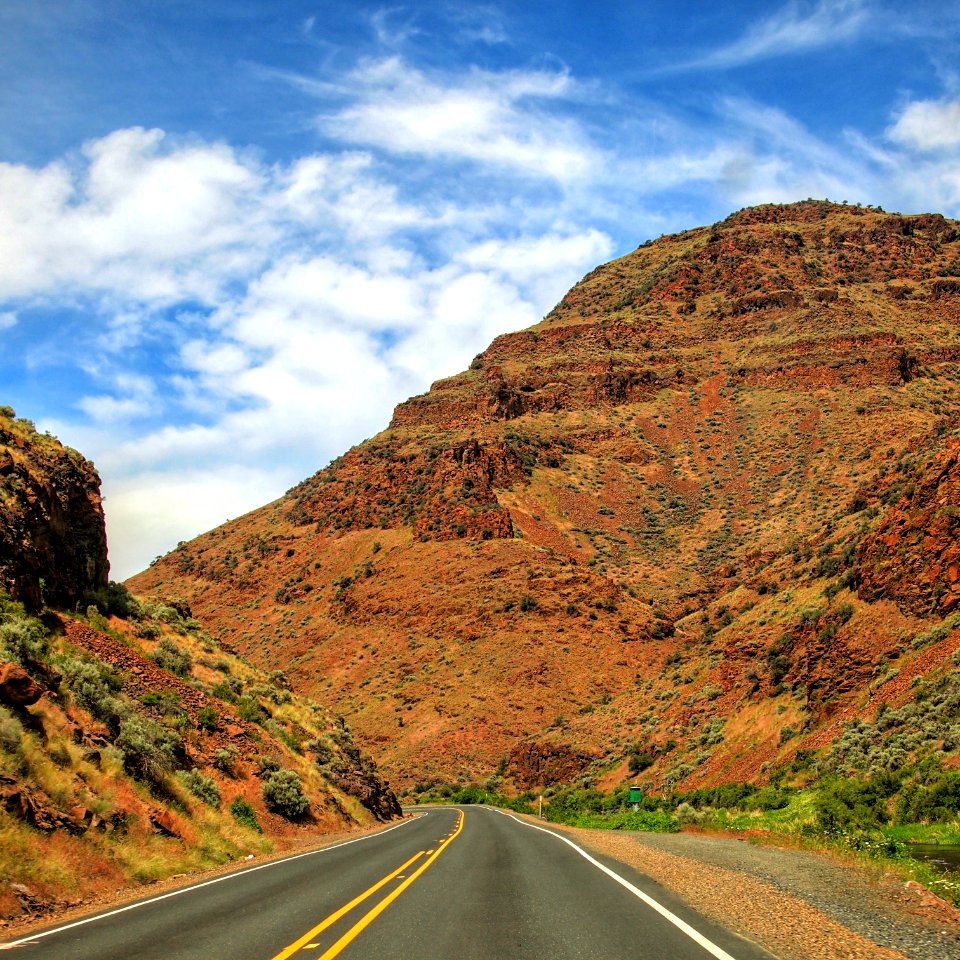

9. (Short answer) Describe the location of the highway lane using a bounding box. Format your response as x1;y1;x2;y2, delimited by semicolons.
3;807;775;959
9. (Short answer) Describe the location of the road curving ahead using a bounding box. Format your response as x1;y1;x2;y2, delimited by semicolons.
3;806;774;959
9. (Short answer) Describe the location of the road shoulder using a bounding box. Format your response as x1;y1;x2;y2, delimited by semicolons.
545;823;960;960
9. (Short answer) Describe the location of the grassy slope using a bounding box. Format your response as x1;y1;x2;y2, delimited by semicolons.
0;591;396;924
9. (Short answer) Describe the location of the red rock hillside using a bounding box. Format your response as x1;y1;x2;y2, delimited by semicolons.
129;201;960;793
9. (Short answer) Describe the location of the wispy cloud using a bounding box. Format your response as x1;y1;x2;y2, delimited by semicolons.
691;0;871;69
446;4;512;46
0;310;16;329
323;57;599;183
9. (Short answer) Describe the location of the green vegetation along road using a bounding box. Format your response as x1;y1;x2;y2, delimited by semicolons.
3;807;774;959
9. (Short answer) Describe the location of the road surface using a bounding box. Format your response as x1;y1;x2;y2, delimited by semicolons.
3;806;775;959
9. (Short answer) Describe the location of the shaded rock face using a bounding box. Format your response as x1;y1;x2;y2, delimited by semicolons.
0;773;86;834
0;412;108;610
508;741;596;789
321;722;404;821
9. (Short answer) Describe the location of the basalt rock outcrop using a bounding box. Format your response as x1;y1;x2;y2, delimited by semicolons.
0;409;108;610
131;201;960;791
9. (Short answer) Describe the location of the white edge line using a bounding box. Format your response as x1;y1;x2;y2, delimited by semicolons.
496;810;740;960
4;814;425;947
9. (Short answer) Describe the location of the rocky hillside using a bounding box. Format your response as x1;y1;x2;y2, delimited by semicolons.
0;417;399;928
0;407;108;611
129;201;960;794
0;591;400;926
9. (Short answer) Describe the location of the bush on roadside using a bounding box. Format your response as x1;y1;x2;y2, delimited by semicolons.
261;769;309;818
230;796;262;832
178;769;221;806
813;774;900;833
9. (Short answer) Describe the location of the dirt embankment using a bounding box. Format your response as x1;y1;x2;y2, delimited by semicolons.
566;826;960;960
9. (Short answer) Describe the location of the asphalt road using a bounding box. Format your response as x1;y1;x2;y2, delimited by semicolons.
3;807;776;959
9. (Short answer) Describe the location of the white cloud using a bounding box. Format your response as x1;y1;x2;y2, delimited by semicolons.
457;230;613;309
0;310;16;329
77;372;158;425
693;0;870;69
0;128;272;303
325;57;600;182
889;98;960;150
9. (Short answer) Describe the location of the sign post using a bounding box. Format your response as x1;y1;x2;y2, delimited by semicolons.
628;785;642;811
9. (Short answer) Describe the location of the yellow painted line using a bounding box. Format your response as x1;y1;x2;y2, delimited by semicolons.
315;810;465;960
269;849;427;960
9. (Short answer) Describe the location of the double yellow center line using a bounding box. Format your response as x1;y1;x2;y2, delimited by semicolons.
271;810;464;960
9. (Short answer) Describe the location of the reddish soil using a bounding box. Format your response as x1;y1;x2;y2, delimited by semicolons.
129;201;960;791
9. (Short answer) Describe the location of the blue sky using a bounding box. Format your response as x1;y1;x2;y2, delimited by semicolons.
2;0;959;579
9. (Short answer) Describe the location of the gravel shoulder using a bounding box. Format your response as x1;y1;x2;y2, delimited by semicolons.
556;825;960;960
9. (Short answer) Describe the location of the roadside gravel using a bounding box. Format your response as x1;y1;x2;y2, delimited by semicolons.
562;826;960;960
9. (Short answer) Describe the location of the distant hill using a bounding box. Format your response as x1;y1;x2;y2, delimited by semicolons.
129;200;960;795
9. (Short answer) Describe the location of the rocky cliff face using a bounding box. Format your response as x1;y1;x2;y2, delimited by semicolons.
857;438;960;617
0;409;108;610
130;201;960;792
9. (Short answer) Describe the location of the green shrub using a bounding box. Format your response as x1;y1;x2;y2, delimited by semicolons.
152;637;192;677
257;756;281;776
141;689;182;715
178;769;220;806
0;615;48;665
896;772;960;823
814;774;899;833
197;706;218;732
115;714;182;785
748;786;792;811
237;696;269;725
92;582;142;620
60;658;127;727
0;706;23;757
213;747;238;774
628;750;655;773
211;680;239;703
261;769;309;818
136;622;162;640
230;796;262;832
